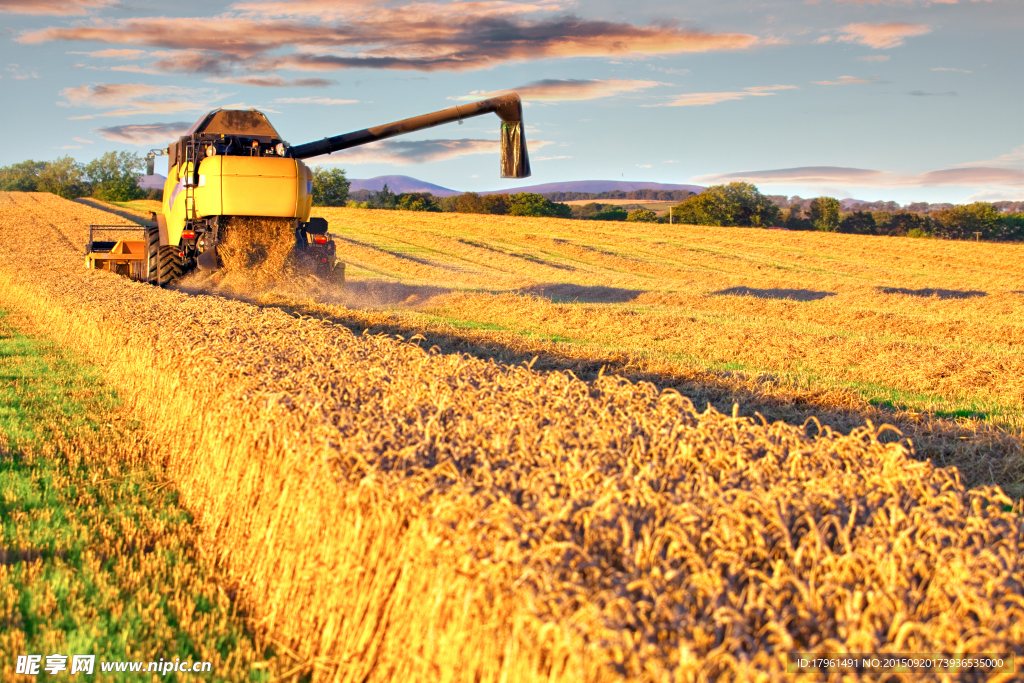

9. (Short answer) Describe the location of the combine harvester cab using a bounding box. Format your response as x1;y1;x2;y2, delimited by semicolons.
82;93;531;287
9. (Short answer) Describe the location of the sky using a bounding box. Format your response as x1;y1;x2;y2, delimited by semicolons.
0;0;1021;204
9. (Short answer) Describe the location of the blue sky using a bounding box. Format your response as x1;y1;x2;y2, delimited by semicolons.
1;0;1020;203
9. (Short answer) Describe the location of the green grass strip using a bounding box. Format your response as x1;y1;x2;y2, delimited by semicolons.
0;310;277;682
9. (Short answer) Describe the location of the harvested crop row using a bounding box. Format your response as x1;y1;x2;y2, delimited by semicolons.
1;192;1022;682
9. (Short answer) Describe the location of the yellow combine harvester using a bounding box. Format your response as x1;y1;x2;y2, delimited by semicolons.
85;93;530;286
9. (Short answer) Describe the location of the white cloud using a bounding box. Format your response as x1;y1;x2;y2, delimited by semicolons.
693;165;1024;189
59;83;230;118
836;22;931;49
653;84;797;107
271;97;359;105
5;64;38;79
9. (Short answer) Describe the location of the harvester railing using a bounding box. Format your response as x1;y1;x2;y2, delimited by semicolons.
87;225;146;254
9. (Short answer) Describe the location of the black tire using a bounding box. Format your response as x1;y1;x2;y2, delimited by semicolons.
145;227;160;283
157;245;184;287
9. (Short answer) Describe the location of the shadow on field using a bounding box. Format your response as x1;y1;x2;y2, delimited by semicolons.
878;287;987;299
519;283;646;304
456;238;576;271
714;287;836;301
248;295;1022;497
0;546;69;566
74;198;154;227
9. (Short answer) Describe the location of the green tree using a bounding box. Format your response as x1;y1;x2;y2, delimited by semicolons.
481;194;510;215
397;192;439;211
626;208;658;223
572;202;604;219
671;183;781;227
37;156;89;199
999;212;1024;241
368;183;398;210
311;167;350;206
878;212;926;237
0;160;47;192
932;202;1000;240
85;151;145;201
507;193;571;218
454;192;487;214
837;211;876;235
809;196;841;232
590;206;628;221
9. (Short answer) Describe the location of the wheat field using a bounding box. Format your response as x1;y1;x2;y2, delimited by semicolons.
181;206;1024;494
2;192;1022;681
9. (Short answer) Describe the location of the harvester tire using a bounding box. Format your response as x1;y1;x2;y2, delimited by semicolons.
145;227;160;283
157;245;184;287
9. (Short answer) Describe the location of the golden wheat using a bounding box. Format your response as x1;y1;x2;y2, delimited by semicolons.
1;192;1022;682
182;205;1024;492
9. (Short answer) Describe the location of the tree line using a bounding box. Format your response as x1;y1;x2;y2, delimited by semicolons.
316;171;1024;238
5;159;1022;241
660;182;1024;241
0;153;155;202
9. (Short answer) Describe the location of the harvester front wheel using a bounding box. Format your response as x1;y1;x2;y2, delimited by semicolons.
145;227;160;283
157;245;184;287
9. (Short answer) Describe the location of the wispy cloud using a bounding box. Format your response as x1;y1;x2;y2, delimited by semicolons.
317;137;549;165
909;90;957;96
460;79;663;102
696;167;885;184
231;0;563;21
835;0;983;4
954;144;1024;168
0;0;115;15
654;84;797;107
68;49;147;58
813;75;878;85
932;67;971;73
73;137;94;143
271;97;358;105
694;165;1024;188
5;63;38;79
858;55;889;62
917;168;1024;186
214;75;338;87
59;83;228;118
94;122;192;146
20;7;762;76
837;22;931;49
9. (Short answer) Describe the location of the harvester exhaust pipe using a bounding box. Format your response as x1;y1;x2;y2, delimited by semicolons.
288;93;531;179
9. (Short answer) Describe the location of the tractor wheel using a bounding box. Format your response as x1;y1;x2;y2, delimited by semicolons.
145;226;160;283
157;245;184;287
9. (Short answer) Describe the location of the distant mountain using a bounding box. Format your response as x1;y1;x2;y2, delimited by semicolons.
840;198;869;209
349;175;460;197
139;173;166;191
480;180;705;195
348;176;704;197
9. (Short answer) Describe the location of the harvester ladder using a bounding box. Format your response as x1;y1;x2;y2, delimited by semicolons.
184;138;199;221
